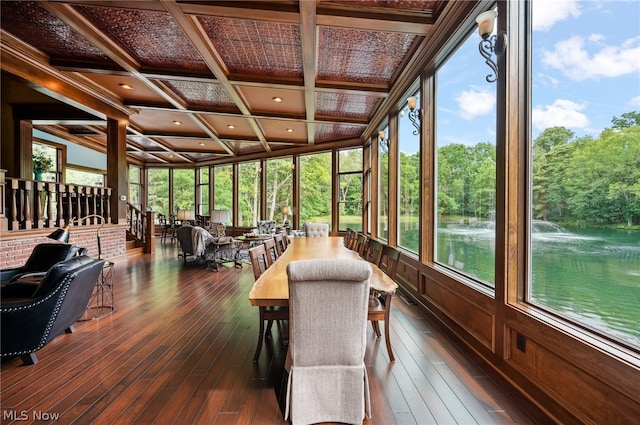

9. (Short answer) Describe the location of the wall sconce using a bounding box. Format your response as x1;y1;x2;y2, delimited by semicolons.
378;130;389;152
407;96;421;135
476;10;507;83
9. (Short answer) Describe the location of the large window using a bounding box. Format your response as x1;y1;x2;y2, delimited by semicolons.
528;1;640;346
148;168;169;217
266;157;293;226
129;165;141;209
238;161;261;227
173;169;195;212
213;164;233;215
378;126;390;240
398;93;421;253
197;166;209;216
435;28;497;287
337;148;363;231
299;152;332;227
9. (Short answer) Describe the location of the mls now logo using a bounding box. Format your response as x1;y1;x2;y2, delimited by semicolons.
3;410;61;421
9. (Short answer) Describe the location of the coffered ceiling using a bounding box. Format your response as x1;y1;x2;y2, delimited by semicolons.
1;0;453;165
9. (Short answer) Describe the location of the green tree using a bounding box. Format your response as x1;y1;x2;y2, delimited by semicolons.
238;161;260;226
300;152;332;222
532;127;575;221
611;111;640;130
213;164;233;211
266;157;293;222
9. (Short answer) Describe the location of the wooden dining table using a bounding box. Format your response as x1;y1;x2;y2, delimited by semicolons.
248;236;398;360
249;236;398;306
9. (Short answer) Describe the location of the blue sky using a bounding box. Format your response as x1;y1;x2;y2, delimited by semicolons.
400;0;640;153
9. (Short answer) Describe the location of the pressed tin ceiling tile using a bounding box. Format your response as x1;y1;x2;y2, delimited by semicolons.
75;5;209;73
315;92;382;120
318;27;416;84
161;80;238;110
0;1;114;66
325;0;442;12
315;123;363;141
197;16;303;78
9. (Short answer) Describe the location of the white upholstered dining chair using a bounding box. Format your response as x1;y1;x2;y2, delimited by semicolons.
303;222;329;237
284;258;372;425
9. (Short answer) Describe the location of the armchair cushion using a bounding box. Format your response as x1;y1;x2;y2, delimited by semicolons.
1;243;85;285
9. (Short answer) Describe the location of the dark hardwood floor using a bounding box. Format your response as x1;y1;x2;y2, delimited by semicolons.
1;241;538;425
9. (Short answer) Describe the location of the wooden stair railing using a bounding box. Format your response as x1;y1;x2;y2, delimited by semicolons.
126;203;154;254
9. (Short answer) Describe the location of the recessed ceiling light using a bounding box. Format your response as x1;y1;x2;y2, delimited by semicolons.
119;83;132;90
199;142;205;146
227;124;236;129
286;128;294;133
272;97;283;103
173;120;182;125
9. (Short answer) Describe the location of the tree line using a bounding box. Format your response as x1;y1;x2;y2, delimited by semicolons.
432;111;640;227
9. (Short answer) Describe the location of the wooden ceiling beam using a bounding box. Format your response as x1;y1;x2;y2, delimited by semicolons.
299;0;317;145
161;0;271;152
123;103;368;126
127;126;193;163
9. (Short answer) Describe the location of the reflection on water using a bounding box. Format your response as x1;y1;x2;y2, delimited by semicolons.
437;221;640;346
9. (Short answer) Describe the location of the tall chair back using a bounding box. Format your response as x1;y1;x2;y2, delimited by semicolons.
304;222;329;237
274;233;285;256
280;230;290;249
263;238;278;266
344;228;357;250
355;233;369;256
284;259;372;424
363;239;383;265
379;245;400;279
248;245;269;280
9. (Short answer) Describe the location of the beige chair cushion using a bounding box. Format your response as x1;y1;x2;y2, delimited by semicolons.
304;222;329;237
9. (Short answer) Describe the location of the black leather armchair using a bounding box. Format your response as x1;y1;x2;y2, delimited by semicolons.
1;255;105;365
0;243;86;286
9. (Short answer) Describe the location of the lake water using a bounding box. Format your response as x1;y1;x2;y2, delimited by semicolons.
437;223;640;347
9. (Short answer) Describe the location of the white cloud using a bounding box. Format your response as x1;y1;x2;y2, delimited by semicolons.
532;99;590;130
629;96;640;108
533;0;581;32
542;35;640;80
456;87;495;120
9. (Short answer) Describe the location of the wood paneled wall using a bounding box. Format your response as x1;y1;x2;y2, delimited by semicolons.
393;250;640;425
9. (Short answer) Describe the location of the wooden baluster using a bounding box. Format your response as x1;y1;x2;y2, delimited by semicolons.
91;187;97;217
56;184;66;226
45;182;54;228
73;185;81;221
10;179;19;230
23;180;32;230
83;186;90;221
105;188;112;224
65;185;73;224
33;180;44;228
0;170;7;233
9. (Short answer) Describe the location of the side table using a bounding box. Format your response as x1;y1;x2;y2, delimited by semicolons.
83;260;114;319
